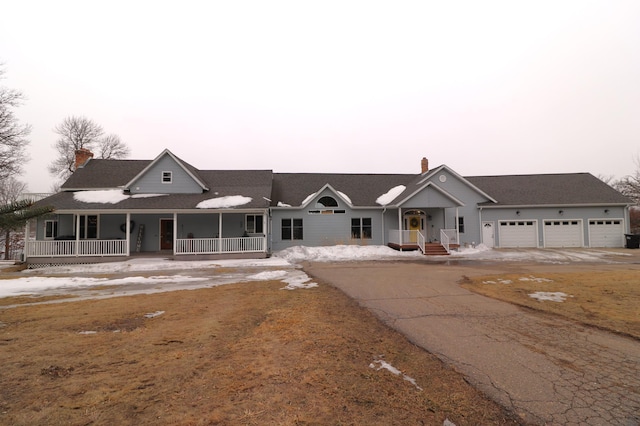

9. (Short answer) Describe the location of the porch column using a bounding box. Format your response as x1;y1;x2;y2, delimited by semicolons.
398;208;403;247
455;207;460;244
218;212;223;253
23;219;30;260
173;213;177;256
125;213;131;256
75;214;80;257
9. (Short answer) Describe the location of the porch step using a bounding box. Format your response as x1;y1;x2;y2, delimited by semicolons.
423;243;449;256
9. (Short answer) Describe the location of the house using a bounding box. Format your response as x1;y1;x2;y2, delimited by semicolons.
26;149;633;265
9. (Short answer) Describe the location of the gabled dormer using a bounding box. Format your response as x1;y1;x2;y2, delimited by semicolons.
124;149;209;194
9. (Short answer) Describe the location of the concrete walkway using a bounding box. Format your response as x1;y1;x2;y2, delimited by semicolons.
304;260;640;425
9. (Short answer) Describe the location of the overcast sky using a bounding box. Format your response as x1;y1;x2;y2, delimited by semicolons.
2;1;639;193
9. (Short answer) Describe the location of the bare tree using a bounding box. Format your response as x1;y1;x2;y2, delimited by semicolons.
98;133;130;159
613;156;640;205
48;115;129;182
0;64;31;181
0;177;27;260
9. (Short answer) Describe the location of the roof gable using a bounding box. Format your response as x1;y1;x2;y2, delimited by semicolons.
125;149;209;193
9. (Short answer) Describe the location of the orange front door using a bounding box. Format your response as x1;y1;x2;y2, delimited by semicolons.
160;219;174;250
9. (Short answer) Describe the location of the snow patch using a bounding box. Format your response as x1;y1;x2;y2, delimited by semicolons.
519;276;553;283
280;271;318;290
369;358;423;391
337;190;352;204
247;270;288;281
74;190;168;204
144;310;165;318
277;201;292;207
74;189;130;204
529;291;569;302
376;185;406;206
301;193;316;206
196;195;252;209
275;245;421;263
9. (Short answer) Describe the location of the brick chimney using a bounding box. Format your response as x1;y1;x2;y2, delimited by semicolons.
74;148;94;169
421;157;429;173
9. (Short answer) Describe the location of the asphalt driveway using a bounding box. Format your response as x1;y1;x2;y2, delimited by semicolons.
303;259;640;425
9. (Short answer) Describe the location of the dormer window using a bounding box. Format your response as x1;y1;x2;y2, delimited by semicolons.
162;171;172;184
316;196;338;208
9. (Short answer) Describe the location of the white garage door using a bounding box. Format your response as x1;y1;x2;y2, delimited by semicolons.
499;221;538;247
589;219;624;248
544;220;583;247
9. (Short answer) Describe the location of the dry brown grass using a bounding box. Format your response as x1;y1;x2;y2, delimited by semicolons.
0;280;519;425
461;270;640;339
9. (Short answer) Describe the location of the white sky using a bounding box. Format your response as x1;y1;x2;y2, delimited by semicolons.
1;0;639;192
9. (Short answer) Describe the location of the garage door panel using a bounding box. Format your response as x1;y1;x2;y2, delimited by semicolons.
499;221;537;248
589;219;624;248
544;220;583;248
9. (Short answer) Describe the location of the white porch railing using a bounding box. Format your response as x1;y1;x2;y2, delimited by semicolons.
440;229;450;254
441;229;458;245
175;236;265;255
26;239;127;257
416;231;426;254
389;230;420;246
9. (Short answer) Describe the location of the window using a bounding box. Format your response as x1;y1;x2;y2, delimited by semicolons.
316;196;338;207
351;218;372;239
458;217;465;233
246;214;264;234
282;218;303;240
77;215;98;239
44;220;58;239
162;171;172;184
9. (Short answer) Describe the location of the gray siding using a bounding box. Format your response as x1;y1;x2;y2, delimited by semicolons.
271;189;384;251
129;155;203;194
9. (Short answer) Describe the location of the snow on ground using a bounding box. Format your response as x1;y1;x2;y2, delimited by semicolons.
369;357;423;391
0;245;631;302
529;292;570;302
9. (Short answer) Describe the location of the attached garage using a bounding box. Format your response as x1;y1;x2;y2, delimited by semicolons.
589;219;624;247
544;220;583;248
499;221;538;247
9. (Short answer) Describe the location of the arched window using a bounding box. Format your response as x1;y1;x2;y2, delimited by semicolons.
316;196;338;208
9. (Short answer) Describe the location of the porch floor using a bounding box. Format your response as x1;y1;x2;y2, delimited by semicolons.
388;242;460;256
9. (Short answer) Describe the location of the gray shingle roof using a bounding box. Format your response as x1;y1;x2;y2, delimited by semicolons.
43;155;632;211
61;159;150;189
467;173;632;206
271;173;415;207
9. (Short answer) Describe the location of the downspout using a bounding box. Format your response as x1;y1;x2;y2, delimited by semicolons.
478;207;483;246
455;207;459;244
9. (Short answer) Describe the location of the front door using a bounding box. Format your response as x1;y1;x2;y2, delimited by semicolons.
409;216;421;243
482;221;495;248
160;219;174;250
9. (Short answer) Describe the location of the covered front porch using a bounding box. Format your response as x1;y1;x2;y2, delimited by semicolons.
387;208;460;255
25;210;269;262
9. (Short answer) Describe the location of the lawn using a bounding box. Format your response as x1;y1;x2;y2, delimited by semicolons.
0;279;519;425
461;269;640;339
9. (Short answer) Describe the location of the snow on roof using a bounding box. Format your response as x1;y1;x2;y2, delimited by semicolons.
73;189;129;204
73;190;168;204
337;190;352;205
376;185;406;206
196;195;252;209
